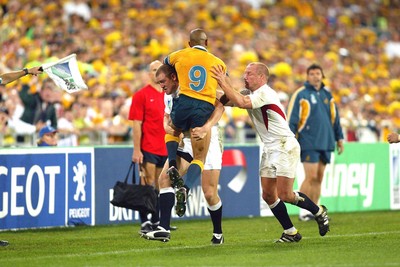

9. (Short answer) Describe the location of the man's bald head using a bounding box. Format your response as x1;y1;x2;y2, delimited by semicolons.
189;28;208;47
149;60;162;72
149;60;163;85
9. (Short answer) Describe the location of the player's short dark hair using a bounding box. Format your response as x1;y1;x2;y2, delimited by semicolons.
156;64;177;79
307;63;325;78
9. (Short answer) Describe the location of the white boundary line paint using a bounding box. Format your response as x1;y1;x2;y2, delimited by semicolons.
3;230;400;263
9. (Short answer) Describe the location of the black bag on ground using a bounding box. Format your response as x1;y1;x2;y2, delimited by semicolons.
110;162;157;214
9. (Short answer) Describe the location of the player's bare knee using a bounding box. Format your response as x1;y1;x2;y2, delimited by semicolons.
278;190;294;203
203;190;216;203
305;176;319;185
262;191;276;204
158;173;171;188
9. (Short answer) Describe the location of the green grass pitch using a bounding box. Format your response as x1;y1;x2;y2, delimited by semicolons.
1;210;399;266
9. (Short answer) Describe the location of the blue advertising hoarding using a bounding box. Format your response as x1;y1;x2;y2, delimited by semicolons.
0;148;94;230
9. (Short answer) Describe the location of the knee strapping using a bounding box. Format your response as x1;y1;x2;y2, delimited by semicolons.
207;200;222;211
268;198;280;209
159;187;175;194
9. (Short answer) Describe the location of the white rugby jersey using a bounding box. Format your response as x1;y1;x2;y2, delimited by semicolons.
247;84;294;145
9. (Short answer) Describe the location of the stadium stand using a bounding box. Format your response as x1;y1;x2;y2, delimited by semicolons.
0;0;399;146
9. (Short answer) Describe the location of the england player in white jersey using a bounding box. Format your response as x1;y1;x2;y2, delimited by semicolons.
144;64;225;245
210;62;330;243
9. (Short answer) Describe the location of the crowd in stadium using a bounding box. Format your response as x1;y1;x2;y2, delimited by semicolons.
0;0;399;146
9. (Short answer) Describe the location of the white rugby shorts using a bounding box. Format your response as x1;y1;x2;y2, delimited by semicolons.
178;126;222;170
259;136;300;178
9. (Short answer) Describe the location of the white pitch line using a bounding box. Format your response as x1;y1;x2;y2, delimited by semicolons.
301;230;400;239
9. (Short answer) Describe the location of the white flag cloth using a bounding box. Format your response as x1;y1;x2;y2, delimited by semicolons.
41;54;88;93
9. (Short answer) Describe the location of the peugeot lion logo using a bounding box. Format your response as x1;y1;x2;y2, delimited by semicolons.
73;161;87;202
